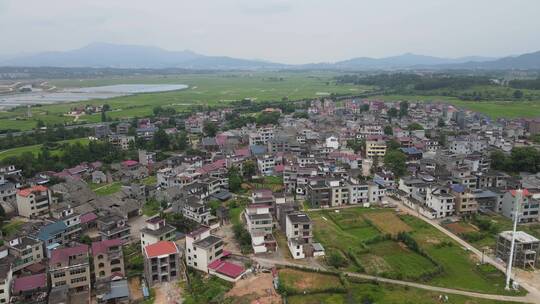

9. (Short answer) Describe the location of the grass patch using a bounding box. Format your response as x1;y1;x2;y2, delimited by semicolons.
141;175;157;186
93;181;122;196
279;268;343;294
0;137;90;161
1;220;24;237
363;211;412;236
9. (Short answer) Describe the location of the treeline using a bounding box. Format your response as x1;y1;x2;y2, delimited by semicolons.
1;140;132;177
335;73;490;91
491;147;540;173
509;78;540;90
0;126;93;150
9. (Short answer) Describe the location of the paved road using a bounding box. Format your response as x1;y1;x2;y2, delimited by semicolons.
253;256;536;303
386;196;540;303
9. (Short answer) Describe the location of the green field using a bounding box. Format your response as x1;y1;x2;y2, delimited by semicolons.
370;94;540;119
0;137;91;161
281;268;520;304
93;181;123;196
309;207;523;295
0;72;368;132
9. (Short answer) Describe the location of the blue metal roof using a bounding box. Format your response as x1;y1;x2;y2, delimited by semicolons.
37;221;68;241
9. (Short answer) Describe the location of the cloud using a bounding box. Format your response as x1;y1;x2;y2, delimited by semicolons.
0;0;539;64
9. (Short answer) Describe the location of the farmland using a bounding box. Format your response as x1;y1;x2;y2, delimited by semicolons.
0;137;91;161
0;72;368;132
309;207;523;295
280;268;519;304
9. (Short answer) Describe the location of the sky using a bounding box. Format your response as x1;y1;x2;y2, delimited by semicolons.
1;0;540;64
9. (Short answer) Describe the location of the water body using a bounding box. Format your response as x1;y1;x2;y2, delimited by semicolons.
0;84;188;109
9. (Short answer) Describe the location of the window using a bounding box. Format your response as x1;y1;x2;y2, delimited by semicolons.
98;254;104;260
53;272;66;278
70;268;86;275
98;263;105;268
70;277;87;284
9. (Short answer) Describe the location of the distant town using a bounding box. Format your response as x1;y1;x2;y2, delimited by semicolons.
0;94;539;304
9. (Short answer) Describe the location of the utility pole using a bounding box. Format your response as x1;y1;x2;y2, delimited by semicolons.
505;189;522;290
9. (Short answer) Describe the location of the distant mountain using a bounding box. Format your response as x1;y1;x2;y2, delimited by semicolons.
445;51;540;70
329;53;496;70
1;42;286;70
2;43;539;70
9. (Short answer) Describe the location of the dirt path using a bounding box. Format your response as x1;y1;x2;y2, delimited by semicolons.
253;256;537;303
153;281;183;304
226;273;281;304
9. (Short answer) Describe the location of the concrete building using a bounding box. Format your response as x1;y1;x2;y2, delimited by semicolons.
185;227;223;273
501;189;540;223
496;231;539;269
0;248;13;304
365;137;387;158
245;204;276;253
425;186;455;218
97;214;131;241
285;212;314;259
6;236;44;272
49;244;91;292
16;185;52;218
91;239;125;280
140;216;176;250
143;241;181;286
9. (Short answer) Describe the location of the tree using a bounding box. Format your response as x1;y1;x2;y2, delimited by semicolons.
399;101;409;117
384;150;407;177
293;112;309;119
387;108;398;119
227;166;243;193
242;160;256;180
203;121;218;137
100;110;107;122
360;104;370;112
437;117;446;127
347;139;364;154
513;90;524;99
407;122;424;131
384;125;393;135
152;129;170;150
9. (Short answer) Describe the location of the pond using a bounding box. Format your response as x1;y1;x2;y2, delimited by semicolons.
0;84;188;109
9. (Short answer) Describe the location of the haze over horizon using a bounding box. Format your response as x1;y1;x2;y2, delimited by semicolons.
1;0;540;64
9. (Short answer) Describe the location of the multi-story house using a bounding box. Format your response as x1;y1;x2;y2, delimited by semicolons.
248;126;275;146
16;185;52;218
306;179;331;208
425;186;455;218
97;214;131;241
496;231;539;269
185;227;223;273
257;154;278;176
450;184;478;216
284;212;317;259
51;205;82;242
181;196;210;225
92;239;125;280
365;136;387;158
0;249;13;304
36;221;68;257
244;204;275;253
49;244;91;292
6;236;43;272
140;216;176;249
501;189;540;223
143;241;181;286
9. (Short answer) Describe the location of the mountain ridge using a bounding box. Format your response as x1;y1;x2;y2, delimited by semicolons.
2;42;539;70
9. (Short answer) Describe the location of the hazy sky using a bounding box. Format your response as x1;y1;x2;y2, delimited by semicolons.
1;0;539;64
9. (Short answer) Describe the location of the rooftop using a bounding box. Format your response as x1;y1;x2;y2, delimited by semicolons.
193;235;222;249
13;273;47;293
91;239;123;255
50;244;89;265
144;241;178;258
499;231;539;243
17;185;48;197
288;212;312;223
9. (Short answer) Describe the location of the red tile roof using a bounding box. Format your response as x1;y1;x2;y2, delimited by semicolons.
50;244;89;265
215;261;245;279
144;241;178;258
510;189;530;197
91;239;123;255
17;185;48;197
80;212;97;224
13;273;47;293
122;160;139;167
